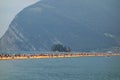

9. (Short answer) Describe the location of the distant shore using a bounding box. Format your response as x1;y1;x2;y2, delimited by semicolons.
0;53;120;60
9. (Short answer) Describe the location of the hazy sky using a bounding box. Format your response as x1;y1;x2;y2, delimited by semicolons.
0;0;39;38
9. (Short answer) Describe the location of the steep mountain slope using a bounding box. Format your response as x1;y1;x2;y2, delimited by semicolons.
0;0;120;52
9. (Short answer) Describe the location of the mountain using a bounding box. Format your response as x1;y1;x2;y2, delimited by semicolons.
0;0;120;52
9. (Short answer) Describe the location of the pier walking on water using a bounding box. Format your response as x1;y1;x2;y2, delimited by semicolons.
0;53;120;60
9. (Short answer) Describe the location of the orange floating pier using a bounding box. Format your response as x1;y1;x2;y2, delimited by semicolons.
0;53;120;60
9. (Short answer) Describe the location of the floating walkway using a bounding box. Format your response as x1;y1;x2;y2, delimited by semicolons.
0;53;120;60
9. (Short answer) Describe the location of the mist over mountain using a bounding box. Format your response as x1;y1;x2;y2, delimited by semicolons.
0;0;120;52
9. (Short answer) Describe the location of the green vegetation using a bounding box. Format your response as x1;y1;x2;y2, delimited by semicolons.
51;44;71;52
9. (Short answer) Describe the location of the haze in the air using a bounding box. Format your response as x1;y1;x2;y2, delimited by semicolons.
0;0;39;38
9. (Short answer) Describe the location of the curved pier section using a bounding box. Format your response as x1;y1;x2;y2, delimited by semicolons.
0;53;120;60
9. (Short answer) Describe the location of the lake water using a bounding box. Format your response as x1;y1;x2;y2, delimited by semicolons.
0;57;120;80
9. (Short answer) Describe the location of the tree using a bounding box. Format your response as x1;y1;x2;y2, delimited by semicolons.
51;44;71;52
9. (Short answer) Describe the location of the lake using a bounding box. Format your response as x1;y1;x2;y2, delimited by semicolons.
0;56;120;80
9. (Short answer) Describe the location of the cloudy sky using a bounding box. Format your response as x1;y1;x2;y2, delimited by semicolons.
0;0;39;38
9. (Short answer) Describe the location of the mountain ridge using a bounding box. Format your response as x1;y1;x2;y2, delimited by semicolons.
0;0;119;52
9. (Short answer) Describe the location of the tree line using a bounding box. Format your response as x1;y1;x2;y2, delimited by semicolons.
51;44;71;52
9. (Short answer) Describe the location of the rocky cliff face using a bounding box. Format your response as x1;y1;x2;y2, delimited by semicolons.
0;0;120;52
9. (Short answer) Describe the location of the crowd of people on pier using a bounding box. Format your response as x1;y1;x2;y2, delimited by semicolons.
0;53;77;58
0;53;118;60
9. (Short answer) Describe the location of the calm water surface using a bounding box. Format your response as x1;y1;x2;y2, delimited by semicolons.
0;57;120;80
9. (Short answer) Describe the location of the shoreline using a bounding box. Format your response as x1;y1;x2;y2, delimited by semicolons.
0;53;120;60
